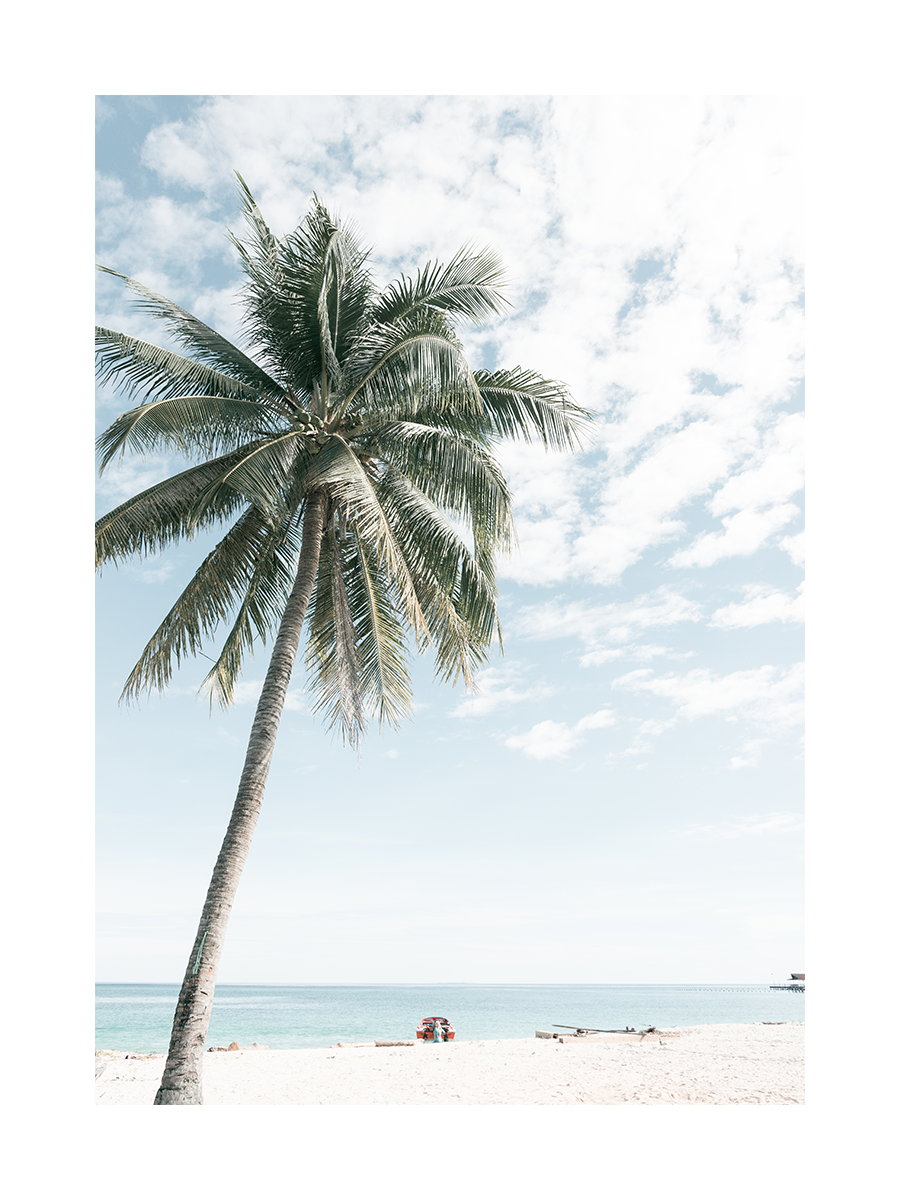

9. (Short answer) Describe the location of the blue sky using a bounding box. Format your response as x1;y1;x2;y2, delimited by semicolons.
95;95;804;984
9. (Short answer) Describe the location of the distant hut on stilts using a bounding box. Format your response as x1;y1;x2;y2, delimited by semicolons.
771;973;805;991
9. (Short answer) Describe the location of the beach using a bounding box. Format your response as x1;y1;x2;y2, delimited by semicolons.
95;1021;803;1105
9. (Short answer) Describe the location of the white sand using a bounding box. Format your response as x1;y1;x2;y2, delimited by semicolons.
95;1022;803;1105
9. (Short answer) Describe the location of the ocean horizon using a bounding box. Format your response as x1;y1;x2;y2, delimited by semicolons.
96;982;805;1053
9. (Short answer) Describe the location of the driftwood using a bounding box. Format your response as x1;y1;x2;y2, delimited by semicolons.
375;1041;416;1047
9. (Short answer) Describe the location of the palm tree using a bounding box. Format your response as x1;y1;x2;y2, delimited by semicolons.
96;178;590;1104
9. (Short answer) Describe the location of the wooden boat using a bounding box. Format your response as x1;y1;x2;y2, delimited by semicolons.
416;1016;455;1041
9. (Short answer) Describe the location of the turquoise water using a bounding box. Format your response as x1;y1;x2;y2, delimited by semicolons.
96;983;805;1052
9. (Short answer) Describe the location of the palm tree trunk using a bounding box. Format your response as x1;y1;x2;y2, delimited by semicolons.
153;490;328;1104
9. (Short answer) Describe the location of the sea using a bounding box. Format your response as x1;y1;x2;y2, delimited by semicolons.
96;983;805;1052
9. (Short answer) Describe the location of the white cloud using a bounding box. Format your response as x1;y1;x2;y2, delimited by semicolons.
669;413;804;569
98;97;802;592
231;680;263;704
669;503;801;569
728;738;772;769
569;416;749;583
779;530;805;566
711;583;805;629
499;391;804;587
95;98;116;129
495;446;591;586
96;454;176;507
579;643;690;668
512;590;702;666
504;709;617;759
123;559;175;585
707;413;804;516
622;717;678;756
576;710;619;731
96;188;227;290
678;812;804;838
449;663;554;718
513;589;702;645
613;662;804;730
505;720;576;759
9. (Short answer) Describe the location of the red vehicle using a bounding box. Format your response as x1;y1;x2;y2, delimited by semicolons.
416;1016;455;1042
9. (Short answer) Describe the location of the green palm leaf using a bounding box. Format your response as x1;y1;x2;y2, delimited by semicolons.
340;311;482;420
120;506;294;702
185;431;308;525
346;533;414;725
300;437;428;639
199;509;304;708
230;172;279;265
473;366;593;451
96;327;270;407
96;449;258;569
371;244;509;325
368;420;514;558
97;267;284;398
98;187;588;711
97;394;290;470
374;466;501;687
305;520;367;745
233;198;371;396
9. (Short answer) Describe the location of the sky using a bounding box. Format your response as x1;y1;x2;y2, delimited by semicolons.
95;95;804;985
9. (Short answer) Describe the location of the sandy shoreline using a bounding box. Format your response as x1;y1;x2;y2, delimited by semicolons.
95;1022;803;1105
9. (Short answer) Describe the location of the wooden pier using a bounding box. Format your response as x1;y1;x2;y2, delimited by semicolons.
771;973;805;992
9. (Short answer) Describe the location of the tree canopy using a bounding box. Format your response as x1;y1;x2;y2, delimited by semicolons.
96;180;591;747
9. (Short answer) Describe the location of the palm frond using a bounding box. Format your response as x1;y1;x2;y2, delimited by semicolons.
96;327;275;408
97;394;289;471
367;420;514;556
95;449;259;569
473;367;593;451
96;267;284;398
304;520;367;746
343;401;490;446
120;506;293;702
232;194;372;395
339;310;482;419
231;173;279;264
300;437;428;640
345;532;414;727
374;466;501;688
371;245;509;325
315;226;346;397
198;508;304;708
186;431;307;525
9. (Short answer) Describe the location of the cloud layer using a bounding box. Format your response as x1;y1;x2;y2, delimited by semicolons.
504;709;617;760
95;96;804;777
96;96;803;595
